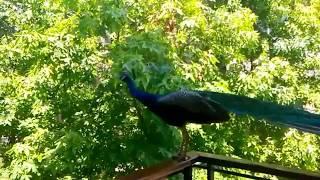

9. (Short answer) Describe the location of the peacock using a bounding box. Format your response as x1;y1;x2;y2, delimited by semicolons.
120;72;320;159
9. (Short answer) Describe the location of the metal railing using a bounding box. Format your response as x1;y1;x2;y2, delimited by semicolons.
119;151;320;180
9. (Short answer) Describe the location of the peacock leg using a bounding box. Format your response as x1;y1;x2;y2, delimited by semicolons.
173;125;189;161
179;125;189;158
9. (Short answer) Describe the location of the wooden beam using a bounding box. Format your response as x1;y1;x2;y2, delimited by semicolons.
118;155;199;180
119;151;320;180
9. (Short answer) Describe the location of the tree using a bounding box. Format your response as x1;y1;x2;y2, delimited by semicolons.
0;0;319;179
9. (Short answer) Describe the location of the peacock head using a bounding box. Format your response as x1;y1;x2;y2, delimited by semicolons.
120;71;131;82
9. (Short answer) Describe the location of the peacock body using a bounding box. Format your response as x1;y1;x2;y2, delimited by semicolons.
120;72;320;158
121;73;230;127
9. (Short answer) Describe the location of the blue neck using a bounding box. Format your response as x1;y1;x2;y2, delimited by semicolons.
125;77;159;105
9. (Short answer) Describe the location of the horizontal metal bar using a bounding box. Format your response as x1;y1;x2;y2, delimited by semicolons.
194;164;269;180
213;168;269;180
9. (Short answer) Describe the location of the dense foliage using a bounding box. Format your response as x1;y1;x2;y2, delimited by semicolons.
0;0;319;179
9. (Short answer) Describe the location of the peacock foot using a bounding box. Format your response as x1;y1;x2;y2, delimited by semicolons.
172;153;189;161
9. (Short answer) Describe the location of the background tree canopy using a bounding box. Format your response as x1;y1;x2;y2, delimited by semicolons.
0;0;319;179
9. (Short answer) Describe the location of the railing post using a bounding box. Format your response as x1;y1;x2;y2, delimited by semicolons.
183;166;192;180
207;164;214;180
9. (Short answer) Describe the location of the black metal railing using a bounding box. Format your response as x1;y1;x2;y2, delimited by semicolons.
119;151;320;180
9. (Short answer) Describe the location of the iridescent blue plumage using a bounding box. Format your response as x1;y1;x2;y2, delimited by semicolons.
120;72;320;159
120;72;230;127
195;91;320;134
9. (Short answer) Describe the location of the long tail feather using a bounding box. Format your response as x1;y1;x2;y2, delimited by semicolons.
195;91;320;134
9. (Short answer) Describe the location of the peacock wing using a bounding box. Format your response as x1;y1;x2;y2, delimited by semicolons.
157;90;224;117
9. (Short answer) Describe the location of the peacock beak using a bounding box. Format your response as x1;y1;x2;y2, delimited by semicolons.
119;71;129;81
